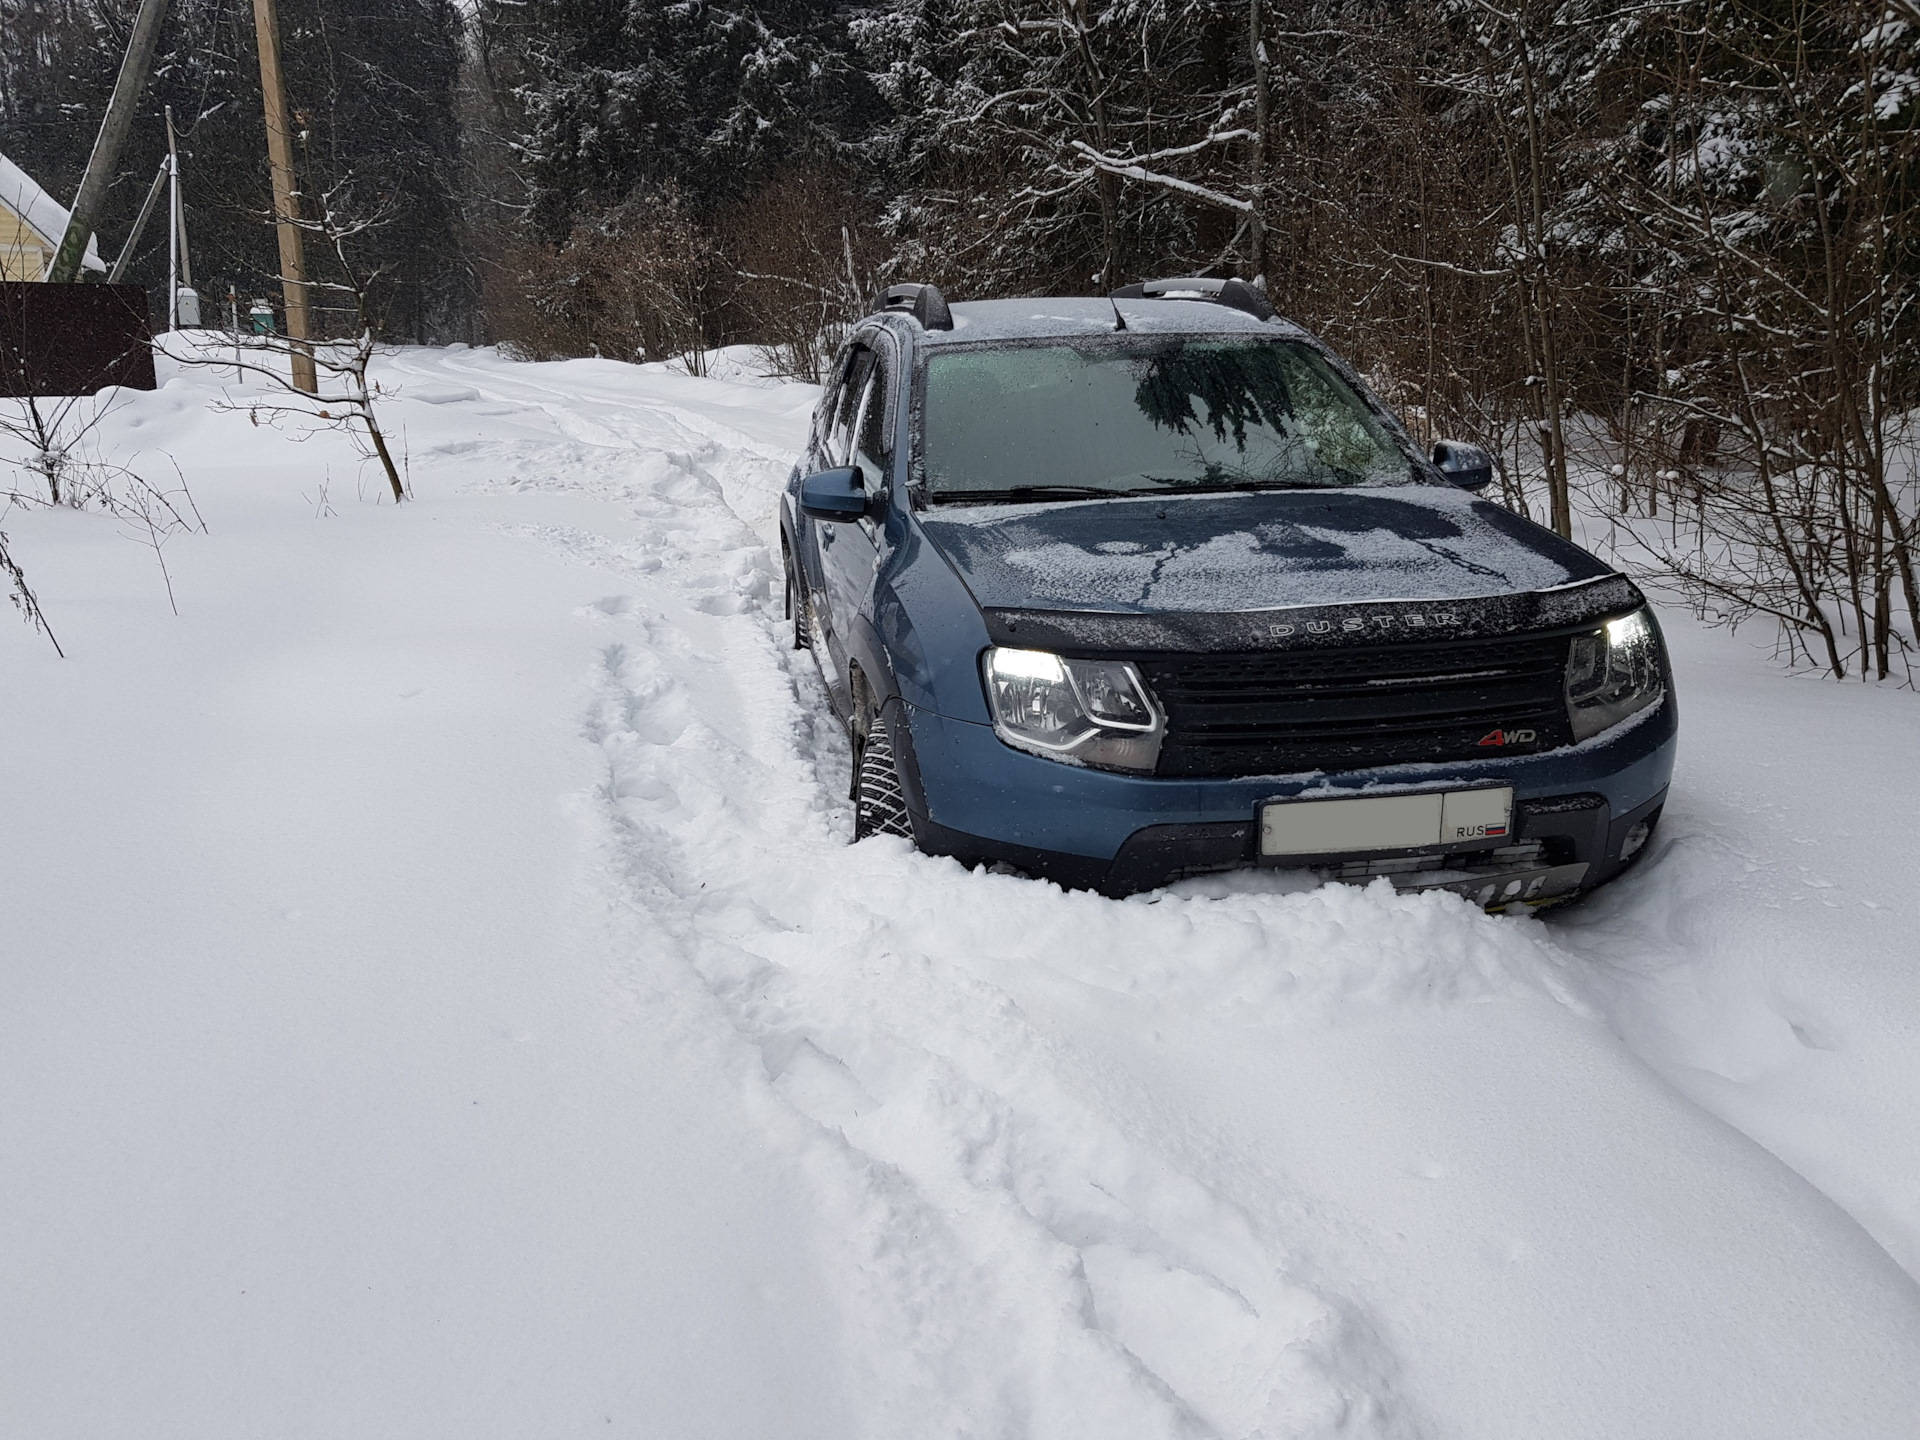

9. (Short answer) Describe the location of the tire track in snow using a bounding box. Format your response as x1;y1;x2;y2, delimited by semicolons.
395;354;1677;1439
573;526;1425;1440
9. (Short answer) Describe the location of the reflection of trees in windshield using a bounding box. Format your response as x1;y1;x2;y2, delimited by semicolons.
1147;452;1336;489
1132;343;1392;480
1133;344;1296;449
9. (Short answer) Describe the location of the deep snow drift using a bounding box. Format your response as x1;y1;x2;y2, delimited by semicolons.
3;343;1918;1439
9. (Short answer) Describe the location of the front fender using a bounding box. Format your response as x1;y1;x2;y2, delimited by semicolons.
874;512;994;721
780;468;830;603
779;467;800;559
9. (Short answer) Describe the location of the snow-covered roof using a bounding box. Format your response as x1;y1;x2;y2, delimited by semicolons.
0;150;106;275
917;296;1306;346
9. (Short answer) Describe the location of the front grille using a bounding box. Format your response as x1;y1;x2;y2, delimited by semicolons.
1137;634;1575;777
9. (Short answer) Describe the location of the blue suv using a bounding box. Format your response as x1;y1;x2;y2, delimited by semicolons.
781;279;1675;907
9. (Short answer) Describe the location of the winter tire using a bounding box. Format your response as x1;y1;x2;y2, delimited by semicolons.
854;711;913;840
785;546;811;650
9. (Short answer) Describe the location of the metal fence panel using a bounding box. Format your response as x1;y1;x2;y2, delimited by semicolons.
0;282;157;397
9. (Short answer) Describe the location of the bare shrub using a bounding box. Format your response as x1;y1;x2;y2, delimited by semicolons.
717;165;879;382
0;520;61;655
176;184;412;504
487;185;719;368
1;390;204;647
0;393;117;508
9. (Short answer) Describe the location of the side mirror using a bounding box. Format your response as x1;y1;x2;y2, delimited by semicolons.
1432;440;1494;492
800;466;880;523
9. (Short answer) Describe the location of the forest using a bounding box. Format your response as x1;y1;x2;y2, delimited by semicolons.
3;0;1915;679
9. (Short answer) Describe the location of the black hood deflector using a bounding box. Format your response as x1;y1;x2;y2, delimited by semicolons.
915;485;1639;654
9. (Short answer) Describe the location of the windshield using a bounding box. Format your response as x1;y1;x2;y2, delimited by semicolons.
922;339;1416;502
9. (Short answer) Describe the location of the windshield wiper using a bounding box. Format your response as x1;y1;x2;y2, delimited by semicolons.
933;485;1117;503
1148;478;1342;494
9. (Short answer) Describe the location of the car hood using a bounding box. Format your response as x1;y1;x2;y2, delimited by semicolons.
916;486;1614;615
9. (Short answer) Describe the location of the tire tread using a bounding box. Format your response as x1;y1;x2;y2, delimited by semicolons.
789;569;812;650
854;715;913;839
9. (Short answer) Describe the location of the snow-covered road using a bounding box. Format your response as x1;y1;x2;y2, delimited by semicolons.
5;345;1919;1438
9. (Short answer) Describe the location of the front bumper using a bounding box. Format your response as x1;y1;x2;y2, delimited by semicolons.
896;695;1676;900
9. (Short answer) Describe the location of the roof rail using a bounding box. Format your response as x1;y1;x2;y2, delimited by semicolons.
1109;276;1275;323
874;282;954;330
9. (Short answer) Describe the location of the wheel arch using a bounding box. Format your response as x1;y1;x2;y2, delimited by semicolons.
845;652;928;824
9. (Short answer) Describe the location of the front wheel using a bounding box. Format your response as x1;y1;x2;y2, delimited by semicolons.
853;710;913;840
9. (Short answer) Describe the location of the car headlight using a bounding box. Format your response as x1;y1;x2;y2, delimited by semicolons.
981;646;1164;772
1565;608;1665;742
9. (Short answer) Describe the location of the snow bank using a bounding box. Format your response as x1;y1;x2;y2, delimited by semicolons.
3;344;1917;1439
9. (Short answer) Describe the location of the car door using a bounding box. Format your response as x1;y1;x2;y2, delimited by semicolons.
814;342;892;682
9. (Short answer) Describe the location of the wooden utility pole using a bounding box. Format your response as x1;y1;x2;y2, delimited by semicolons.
251;0;315;392
48;0;169;283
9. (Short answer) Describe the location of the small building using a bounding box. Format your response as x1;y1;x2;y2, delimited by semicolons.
0;151;105;281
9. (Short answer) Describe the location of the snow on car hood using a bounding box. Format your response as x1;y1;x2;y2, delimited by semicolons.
917;485;1614;614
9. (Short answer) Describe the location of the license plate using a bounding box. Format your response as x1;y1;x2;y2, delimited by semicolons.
1260;787;1513;858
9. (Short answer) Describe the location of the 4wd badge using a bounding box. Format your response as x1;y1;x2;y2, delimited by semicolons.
1477;728;1537;747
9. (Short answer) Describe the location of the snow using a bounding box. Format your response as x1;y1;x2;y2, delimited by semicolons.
0;150;106;274
4;343;1919;1438
1558;623;1920;1275
923;487;1593;613
921;296;1300;344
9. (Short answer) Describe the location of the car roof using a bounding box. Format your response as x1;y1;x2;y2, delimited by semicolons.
894;296;1310;348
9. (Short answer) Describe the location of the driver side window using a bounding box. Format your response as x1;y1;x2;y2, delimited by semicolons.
824;347;874;467
851;357;891;485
